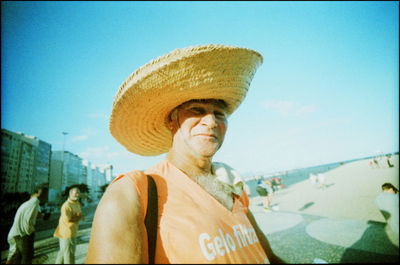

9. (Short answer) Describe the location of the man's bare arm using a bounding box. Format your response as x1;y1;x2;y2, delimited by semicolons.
247;210;285;264
86;176;147;263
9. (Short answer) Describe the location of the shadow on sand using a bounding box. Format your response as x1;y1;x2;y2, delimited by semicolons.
298;202;315;211
340;220;399;263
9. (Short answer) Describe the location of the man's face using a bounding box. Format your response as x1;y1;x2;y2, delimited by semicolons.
69;188;80;201
383;188;395;194
171;100;228;158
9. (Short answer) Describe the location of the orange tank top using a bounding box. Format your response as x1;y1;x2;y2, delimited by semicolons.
111;159;269;264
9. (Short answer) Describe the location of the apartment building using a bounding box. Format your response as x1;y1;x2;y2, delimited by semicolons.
24;134;52;189
1;129;51;194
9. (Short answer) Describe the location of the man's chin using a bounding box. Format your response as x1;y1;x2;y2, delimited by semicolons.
190;140;221;157
194;147;219;158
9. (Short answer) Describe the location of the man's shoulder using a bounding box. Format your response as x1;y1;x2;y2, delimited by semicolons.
144;159;169;175
112;161;162;185
106;174;141;202
96;175;143;222
19;197;38;209
62;199;75;209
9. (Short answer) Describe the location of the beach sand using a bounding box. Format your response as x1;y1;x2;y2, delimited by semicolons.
249;155;399;263
253;155;399;222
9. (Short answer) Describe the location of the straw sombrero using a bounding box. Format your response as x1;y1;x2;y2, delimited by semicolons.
110;44;263;156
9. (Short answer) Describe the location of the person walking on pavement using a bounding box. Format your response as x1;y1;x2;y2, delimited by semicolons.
54;186;85;264
317;173;326;189
256;178;274;212
6;184;49;264
86;44;283;263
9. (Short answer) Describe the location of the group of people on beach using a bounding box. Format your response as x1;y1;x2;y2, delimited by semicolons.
370;153;395;168
255;176;284;212
309;172;326;189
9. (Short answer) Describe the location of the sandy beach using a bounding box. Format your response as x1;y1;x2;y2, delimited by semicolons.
249;154;399;263
254;155;398;222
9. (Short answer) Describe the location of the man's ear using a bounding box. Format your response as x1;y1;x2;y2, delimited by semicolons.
167;119;178;133
167;108;179;132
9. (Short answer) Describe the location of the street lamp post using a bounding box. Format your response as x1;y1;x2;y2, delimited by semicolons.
61;132;68;194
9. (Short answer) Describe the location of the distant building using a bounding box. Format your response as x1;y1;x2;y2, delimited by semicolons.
49;150;83;203
82;159;96;201
98;164;113;183
24;134;52;190
1;129;51;194
49;158;63;202
93;165;106;199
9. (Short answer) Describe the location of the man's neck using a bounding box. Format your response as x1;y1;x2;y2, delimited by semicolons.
166;146;234;211
30;194;39;200
166;148;214;180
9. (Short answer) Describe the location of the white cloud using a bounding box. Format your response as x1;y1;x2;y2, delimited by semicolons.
313;117;352;128
79;146;110;160
70;135;89;143
295;105;316;117
78;146;127;163
68;127;99;143
262;100;294;116
81;127;98;135
286;127;304;136
86;112;108;120
262;100;315;118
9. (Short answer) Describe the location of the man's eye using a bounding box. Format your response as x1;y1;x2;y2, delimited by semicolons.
214;111;226;119
189;107;205;114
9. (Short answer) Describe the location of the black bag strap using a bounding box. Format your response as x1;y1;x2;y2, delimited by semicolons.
145;175;158;264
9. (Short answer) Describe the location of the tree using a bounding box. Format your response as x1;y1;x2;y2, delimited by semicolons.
99;183;109;197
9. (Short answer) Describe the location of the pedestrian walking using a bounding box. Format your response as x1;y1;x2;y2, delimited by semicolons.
309;173;318;188
375;182;399;234
6;184;48;264
317;173;326;189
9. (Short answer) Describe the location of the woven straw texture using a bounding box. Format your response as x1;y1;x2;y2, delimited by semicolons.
110;44;263;156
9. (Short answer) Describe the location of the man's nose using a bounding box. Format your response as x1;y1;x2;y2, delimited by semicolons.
201;113;217;127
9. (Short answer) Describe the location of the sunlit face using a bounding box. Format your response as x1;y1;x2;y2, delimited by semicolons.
69;188;80;201
170;99;228;158
383;188;395;194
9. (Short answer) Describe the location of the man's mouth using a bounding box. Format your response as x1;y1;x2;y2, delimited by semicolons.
196;134;217;139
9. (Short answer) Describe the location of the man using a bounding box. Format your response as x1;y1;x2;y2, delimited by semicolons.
256;178;272;212
375;182;399;234
6;184;49;264
54;186;85;264
86;44;283;263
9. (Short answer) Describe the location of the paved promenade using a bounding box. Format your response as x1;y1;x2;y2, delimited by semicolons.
1;155;398;263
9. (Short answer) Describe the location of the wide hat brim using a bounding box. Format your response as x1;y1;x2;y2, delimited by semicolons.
110;44;263;156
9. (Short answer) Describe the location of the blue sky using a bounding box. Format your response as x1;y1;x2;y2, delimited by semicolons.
2;1;399;177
